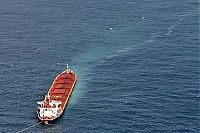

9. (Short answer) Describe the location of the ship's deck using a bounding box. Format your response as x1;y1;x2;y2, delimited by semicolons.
48;70;76;109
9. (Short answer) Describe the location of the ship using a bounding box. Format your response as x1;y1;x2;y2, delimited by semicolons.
37;65;77;124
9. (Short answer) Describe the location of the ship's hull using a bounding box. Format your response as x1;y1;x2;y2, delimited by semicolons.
37;69;77;123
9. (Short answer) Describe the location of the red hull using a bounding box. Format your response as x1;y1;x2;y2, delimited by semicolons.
37;68;77;123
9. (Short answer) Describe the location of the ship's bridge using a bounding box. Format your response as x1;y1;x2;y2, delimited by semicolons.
37;100;62;119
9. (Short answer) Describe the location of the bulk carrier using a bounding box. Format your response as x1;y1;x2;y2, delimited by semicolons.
37;65;77;124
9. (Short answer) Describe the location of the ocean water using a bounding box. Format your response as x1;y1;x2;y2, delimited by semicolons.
0;0;199;132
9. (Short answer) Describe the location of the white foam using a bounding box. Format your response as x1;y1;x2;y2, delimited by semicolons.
110;27;115;31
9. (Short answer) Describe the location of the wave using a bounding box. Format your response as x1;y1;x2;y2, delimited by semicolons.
166;12;194;36
0;63;14;72
0;63;14;67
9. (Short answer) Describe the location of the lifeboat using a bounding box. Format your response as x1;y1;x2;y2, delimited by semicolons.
37;65;77;124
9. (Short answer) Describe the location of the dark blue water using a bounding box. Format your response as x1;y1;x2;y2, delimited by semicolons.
0;0;199;132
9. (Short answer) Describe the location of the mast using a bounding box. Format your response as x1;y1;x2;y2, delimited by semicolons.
66;64;70;73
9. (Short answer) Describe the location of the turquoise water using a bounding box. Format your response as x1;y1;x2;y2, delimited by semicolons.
0;0;199;132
